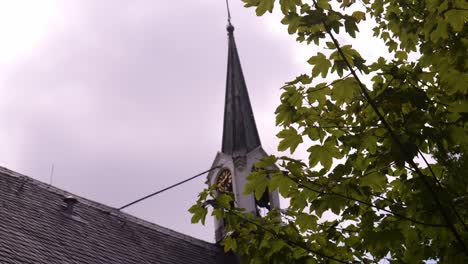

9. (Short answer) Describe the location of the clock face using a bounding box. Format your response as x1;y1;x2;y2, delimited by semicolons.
216;169;233;193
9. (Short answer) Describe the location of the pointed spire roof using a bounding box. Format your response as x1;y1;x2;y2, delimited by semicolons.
221;23;261;155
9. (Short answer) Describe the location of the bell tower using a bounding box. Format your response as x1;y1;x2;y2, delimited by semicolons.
207;22;280;242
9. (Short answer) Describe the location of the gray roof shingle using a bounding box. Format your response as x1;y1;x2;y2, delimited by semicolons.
0;166;237;264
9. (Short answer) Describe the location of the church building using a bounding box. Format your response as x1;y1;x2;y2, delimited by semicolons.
0;21;276;263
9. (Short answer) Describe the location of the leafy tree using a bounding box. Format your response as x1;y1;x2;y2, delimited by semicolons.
191;0;468;263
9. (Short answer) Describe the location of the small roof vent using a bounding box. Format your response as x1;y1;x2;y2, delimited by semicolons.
63;195;78;214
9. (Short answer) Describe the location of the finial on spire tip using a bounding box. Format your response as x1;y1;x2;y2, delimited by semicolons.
225;0;233;33
227;22;235;33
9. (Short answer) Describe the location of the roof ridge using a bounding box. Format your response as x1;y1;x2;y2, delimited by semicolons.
0;165;218;251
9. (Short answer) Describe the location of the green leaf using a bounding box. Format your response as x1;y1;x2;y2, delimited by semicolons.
279;0;298;14
255;155;278;168
448;101;468;113
189;204;208;225
448;125;468;145
307;83;330;104
292;248;309;259
223;236;237;252
360;171;387;192
296;214;318;232
275;103;294;126
316;0;331;10
330;45;363;76
256;0;275;16
352;11;366;22
430;19;448;42
395;50;408;61
281;12;301;34
245;171;264;194
268;239;288;256
217;193;234;209
444;10;466;32
308;52;332;78
271;173;296;196
307;140;342;169
360;133;378;154
254;178;269;200
287;74;312;85
331;77;360;104
242;0;260;8
344;17;359;38
277;127;303;153
325;41;336;49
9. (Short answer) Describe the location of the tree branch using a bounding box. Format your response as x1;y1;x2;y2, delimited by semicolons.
286;174;448;228
311;0;467;251
224;208;355;263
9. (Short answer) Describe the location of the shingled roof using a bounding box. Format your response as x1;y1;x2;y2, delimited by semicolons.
0;166;237;264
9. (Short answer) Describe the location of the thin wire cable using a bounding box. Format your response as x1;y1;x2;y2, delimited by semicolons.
118;165;221;210
226;0;232;24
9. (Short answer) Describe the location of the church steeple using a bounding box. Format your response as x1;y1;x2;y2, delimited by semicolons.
222;23;261;155
207;21;280;243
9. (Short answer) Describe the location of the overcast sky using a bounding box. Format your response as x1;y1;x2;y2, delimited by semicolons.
0;1;389;242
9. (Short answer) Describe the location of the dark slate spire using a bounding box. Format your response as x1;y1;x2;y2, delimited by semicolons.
221;23;261;155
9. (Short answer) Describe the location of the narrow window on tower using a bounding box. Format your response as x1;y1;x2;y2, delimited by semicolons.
252;166;271;217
